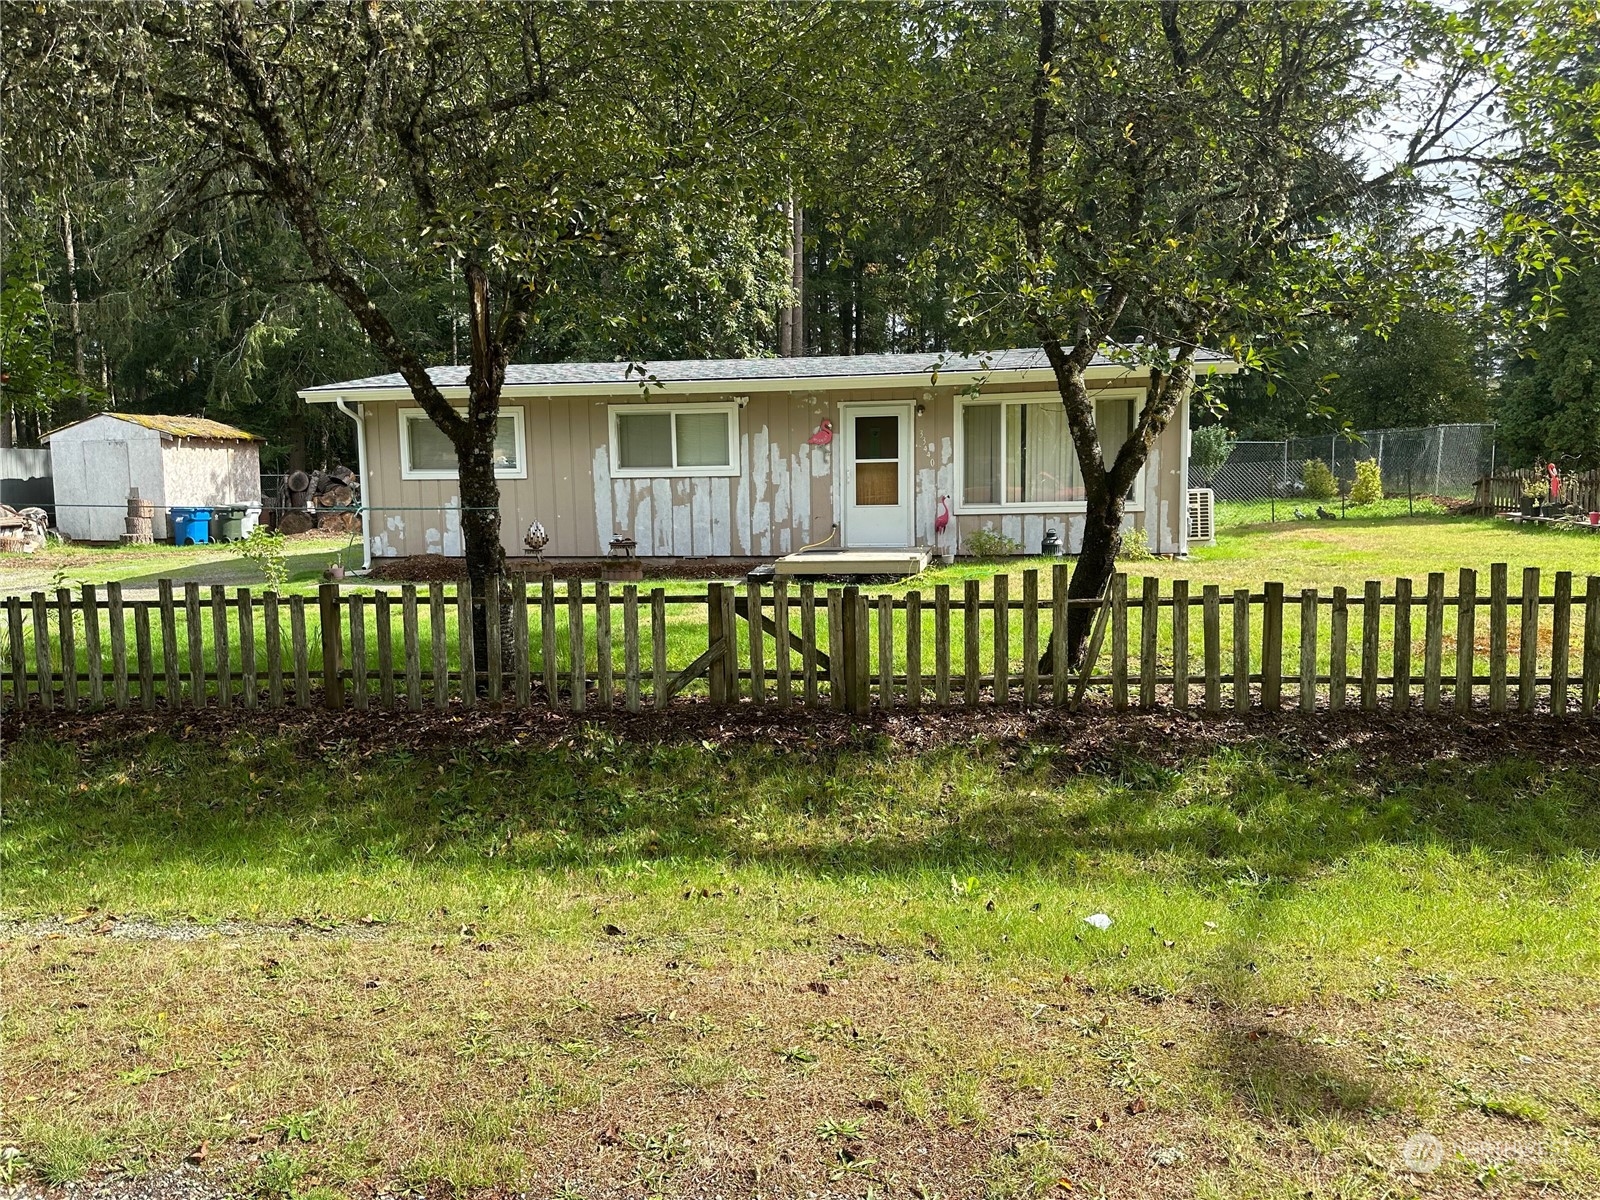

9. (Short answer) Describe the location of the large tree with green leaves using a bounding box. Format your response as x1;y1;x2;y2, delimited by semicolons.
5;1;854;597
910;1;1514;660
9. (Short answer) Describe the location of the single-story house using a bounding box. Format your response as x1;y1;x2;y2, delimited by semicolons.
44;413;263;543
300;348;1239;569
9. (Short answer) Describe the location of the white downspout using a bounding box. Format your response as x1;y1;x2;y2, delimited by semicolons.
334;396;372;570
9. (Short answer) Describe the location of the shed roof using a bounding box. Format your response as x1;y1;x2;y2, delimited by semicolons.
300;346;1240;400
44;412;262;442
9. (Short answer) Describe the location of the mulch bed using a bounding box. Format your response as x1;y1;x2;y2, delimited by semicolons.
7;700;1596;772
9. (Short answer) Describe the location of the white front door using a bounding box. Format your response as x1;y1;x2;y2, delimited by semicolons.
841;403;913;548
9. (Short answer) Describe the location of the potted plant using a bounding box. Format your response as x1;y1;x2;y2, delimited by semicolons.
1520;478;1546;518
323;558;346;582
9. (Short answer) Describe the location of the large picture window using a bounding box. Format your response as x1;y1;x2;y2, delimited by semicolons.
399;408;526;480
609;402;738;478
957;393;1141;512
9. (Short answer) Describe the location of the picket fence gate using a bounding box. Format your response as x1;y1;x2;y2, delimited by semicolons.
5;564;1599;718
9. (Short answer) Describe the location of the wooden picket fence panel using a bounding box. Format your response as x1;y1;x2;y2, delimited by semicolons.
5;565;1599;718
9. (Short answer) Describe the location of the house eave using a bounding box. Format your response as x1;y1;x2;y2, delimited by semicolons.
298;359;1241;404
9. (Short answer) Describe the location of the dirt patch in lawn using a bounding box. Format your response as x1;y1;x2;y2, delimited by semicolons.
7;933;1593;1199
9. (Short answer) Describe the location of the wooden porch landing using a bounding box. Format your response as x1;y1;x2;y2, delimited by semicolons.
772;547;934;577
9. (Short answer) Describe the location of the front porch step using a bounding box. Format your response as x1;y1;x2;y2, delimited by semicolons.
773;546;934;578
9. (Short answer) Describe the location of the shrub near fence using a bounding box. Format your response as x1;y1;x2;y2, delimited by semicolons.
5;566;1599;719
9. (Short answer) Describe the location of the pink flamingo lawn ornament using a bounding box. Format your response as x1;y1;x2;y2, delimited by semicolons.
805;418;834;447
934;495;951;538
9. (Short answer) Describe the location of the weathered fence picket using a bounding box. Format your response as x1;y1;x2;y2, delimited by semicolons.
9;564;1597;719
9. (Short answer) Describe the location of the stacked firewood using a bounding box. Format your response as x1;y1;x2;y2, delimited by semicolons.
270;466;360;535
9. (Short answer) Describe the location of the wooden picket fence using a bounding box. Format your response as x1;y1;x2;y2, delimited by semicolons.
5;564;1599;718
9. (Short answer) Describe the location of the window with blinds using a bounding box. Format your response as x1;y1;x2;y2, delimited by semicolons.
610;403;739;477
958;394;1141;510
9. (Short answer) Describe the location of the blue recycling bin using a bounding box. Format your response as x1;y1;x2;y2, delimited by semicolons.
169;507;214;545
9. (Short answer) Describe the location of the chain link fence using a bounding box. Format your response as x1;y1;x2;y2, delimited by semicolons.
1192;424;1498;523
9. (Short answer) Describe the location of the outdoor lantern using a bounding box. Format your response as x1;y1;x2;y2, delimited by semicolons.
1041;527;1064;557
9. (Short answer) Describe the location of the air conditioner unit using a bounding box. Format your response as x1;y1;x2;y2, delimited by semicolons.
1187;488;1215;546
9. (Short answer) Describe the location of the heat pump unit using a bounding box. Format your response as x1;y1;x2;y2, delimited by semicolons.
1187;488;1215;546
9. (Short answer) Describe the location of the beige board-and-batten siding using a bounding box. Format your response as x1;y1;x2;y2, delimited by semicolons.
358;376;1187;560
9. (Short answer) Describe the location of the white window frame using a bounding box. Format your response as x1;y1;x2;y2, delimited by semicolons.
398;407;528;481
607;401;740;479
953;389;1146;515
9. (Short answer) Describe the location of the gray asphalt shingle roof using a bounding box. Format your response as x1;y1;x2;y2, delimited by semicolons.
301;346;1234;395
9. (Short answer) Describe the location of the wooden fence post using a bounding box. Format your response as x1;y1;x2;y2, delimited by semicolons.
134;602;154;711
512;580;531;708
402;584;422;712
239;588;257;710
906;589;923;711
158;579;180;706
1392;576;1412;712
1202;584;1221;714
428;582;448;710
935;583;952;709
568;579;586;712
963;579;981;706
55;588;78;711
1361;581;1381;712
623;584;641;713
837;585;858;713
1051;564;1069;706
773;582;793;709
108;583;128;711
486;579;504;705
722;581;741;702
1171;578;1190;711
707;582;727;706
349;594;368;711
1583;574;1600;715
376;590;395;711
31;592;52;711
827;589;844;709
5;597;24;710
319;582;344;711
1423;572;1444;713
1111;574;1129;710
800;582;820;706
265;592;284;708
457;577;476;710
746;580;766;706
541;578;558;705
1299;588;1318;713
1139;576;1159;710
1022;569;1040;707
290;595;310;707
82;584;103;711
1232;587;1250;714
1551;571;1571;715
877;592;894;709
1519;567;1540;713
28;592;52;713
993;573;1010;704
211;584;231;710
186;583;206;709
852;587;871;715
1489;563;1508;714
1455;568;1476;713
595;580;614;710
1329;586;1348;712
651;588;669;710
1261;581;1283;711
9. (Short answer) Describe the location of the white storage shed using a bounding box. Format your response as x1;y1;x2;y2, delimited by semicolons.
44;413;263;542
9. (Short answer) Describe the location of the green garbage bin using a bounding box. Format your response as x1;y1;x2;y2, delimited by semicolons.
211;507;247;542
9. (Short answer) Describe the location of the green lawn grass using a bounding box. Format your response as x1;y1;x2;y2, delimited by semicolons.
4;724;1599;1196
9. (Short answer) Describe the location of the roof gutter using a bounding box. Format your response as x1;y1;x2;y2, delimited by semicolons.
333;397;372;570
